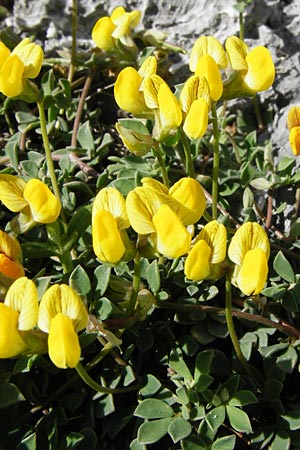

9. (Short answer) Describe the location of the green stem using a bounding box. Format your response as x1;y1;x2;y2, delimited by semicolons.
75;362;140;394
153;144;169;188
239;12;244;41
180;128;195;178
68;0;77;83
127;254;141;315
225;273;248;371
211;102;220;220
37;100;61;203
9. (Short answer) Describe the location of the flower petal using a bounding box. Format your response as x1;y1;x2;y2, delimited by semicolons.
289;127;300;156
0;254;24;279
92;187;129;229
244;46;275;92
237;247;268;295
183;98;209;140
0;54;24;97
0;42;10;71
23;179;61;223
92;16;116;51
143;74;164;109
180;75;210;113
153;204;191;258
225;36;249;71
198;220;227;264
228;222;270;266
287;106;300;131
92;210;126;263
0;174;27;212
169;177;206;225
0;229;23;262
138;56;157;80
126;188;161;234
114;67;148;115
13;38;43;79
157;82;182;130
48;313;81;368
184;239;212;281
0;303;27;358
190;36;228;72
195;54;223;101
4;277;38;330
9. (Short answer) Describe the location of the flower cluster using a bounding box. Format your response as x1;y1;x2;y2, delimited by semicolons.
114;35;275;149
0;277;88;369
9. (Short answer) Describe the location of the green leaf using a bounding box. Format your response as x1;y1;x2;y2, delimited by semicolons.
276;345;298;373
226;405;252;433
194;349;214;375
134;399;174;419
273;251;295;283
0;383;25;409
137;417;173;444
77;121;95;151
67;207;92;245
228;390;258;406
16;433;36;450
146;259;161;293
211;435;236;450
169;348;193;382
281;409;300;431
270;427;291;450
250;178;273;190
168;417;192;443
94;394;115;418
181;435;207;450
206;405;226;432
69;265;91;298
94;265;111;297
140;374;162;397
130;438;146;450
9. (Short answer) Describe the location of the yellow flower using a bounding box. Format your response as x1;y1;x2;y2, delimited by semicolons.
179;75;210;140
223;36;275;99
287;106;300;156
189;36;227;102
0;277;38;358
0;230;24;281
38;284;88;369
0;175;61;228
228;222;270;295
92;187;133;264
92;6;141;50
143;74;182;141
0;38;43;98
126;177;205;258
184;220;227;281
114;56;157;116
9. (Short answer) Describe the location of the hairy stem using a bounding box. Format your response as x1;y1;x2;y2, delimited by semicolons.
153;144;170;188
180;128;195;178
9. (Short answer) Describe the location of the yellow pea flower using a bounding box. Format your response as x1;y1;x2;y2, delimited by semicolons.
180;75;210;140
114;56;157;116
223;36;275;99
0;175;61;229
143;74;182;141
38;284;88;369
195;54;223;101
92;187;133;264
0;230;24;282
0;38;43;98
228;222;270;295
287;106;300;156
92;6;141;51
184;220;227;281
0;277;39;358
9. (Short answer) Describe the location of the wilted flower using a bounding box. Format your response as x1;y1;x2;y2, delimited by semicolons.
38;284;88;369
0;38;43;98
0;277;39;358
223;36;275;99
0;230;24;289
0;175;61;232
92;6;141;51
184;220;227;281
228;222;270;295
287;106;300;156
92;187;134;264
